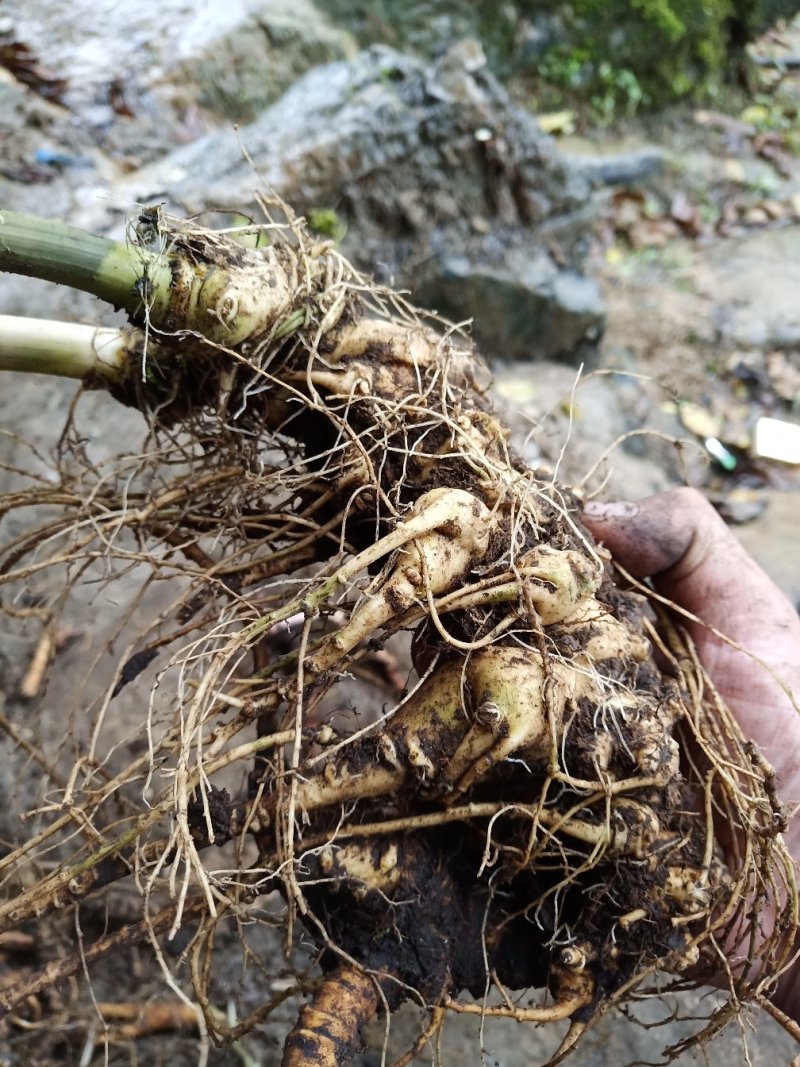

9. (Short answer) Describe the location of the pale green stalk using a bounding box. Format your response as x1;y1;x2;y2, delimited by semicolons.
0;315;133;383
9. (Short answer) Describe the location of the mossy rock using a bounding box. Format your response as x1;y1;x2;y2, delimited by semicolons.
312;0;531;71
314;0;799;110
180;0;356;123
532;0;800;110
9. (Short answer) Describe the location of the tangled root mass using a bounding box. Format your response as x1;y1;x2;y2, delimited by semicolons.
0;201;796;1065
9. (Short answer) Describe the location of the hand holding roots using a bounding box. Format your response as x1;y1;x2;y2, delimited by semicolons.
0;201;796;1065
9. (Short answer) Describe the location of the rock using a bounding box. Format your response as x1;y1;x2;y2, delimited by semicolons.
707;228;800;349
1;0;355;163
565;146;666;186
2;8;605;362
315;0;796;107
168;0;356;125
313;0;533;75
711;486;769;525
424;246;605;362
121;44;603;363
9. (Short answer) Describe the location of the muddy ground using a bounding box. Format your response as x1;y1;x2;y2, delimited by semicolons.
1;6;800;1066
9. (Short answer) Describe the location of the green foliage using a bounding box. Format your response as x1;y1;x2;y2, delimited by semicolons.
591;65;647;120
742;96;800;141
536;0;740;112
307;208;347;243
629;0;686;39
537;45;591;91
539;46;649;119
314;0;798;112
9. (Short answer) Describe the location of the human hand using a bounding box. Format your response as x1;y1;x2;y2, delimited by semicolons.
584;487;800;1015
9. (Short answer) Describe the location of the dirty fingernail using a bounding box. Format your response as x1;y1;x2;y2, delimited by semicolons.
583;500;639;521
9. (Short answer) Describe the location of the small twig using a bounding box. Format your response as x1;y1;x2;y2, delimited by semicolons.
754;993;800;1045
0;931;36;953
443;990;590;1023
282;614;315;948
18;623;55;698
94;999;201;1040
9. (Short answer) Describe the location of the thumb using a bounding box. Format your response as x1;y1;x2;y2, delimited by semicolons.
584;487;800;653
585;488;800;796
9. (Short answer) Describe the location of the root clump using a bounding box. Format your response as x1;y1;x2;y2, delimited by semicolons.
0;200;796;1066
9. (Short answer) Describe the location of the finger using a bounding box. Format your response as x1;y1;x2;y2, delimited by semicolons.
585;488;800;795
582;495;695;579
584;487;800;650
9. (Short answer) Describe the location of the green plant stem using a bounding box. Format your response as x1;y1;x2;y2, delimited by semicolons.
0;315;133;383
0;209;170;318
0;209;310;348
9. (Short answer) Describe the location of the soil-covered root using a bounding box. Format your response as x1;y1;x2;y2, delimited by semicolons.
282;966;380;1067
0;201;796;1067
273;629;730;994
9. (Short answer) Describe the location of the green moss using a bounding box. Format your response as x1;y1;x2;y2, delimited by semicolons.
537;0;738;112
630;0;686;39
532;0;800;109
315;0;796;111
307;208;347;243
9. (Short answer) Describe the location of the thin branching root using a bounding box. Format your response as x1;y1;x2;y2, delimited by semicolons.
0;199;797;1065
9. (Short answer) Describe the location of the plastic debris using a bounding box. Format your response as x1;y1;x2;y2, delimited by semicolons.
704;436;737;471
34;148;93;169
754;417;800;465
